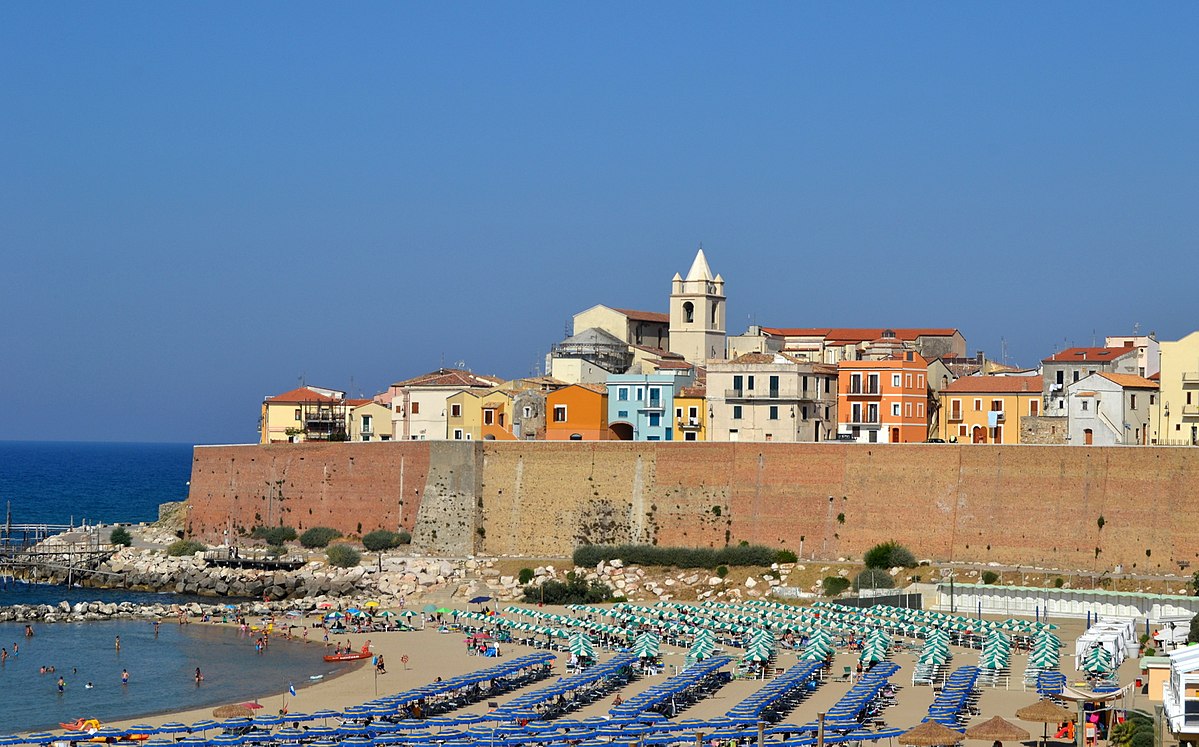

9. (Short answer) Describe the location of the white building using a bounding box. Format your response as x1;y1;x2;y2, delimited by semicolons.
1065;372;1158;446
386;368;504;441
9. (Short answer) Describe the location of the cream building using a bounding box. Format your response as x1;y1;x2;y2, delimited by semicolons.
349;400;393;442
387;368;504;441
1154;330;1199;445
707;353;837;442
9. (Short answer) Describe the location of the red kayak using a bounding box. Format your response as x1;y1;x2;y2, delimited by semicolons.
323;652;371;662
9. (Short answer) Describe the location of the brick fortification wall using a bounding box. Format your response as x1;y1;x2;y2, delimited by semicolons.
188;442;1199;573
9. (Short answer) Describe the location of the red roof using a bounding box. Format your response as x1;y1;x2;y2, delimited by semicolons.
392;368;503;389
943;376;1042;394
267;387;341;404
613;308;670;324
760;327;959;342
1096;373;1159;389
1041;347;1136;364
347;398;373;407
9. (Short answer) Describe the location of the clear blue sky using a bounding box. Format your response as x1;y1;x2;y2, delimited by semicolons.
2;3;1196;444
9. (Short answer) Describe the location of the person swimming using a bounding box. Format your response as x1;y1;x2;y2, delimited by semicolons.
85;682;94;689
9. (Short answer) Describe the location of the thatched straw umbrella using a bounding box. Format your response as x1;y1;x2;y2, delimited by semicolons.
1016;700;1074;746
966;715;1032;747
902;721;966;746
212;704;254;718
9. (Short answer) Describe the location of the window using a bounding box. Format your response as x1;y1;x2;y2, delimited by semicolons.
867;403;878;422
453;429;463;440
553;405;567;422
361;414;372;433
852;403;862;422
675;407;683;419
1030;400;1039;416
917;402;924;417
1081;400;1089;411
747;375;756;390
294;408;301;421
449;403;462;417
904;374;912;388
991;399;1003;412
905;402;912;417
867;374;879;393
685;432;697;441
825;378;831;393
769;375;779;395
1130;394;1136;409
411;402;420;414
483;410;494;425
959;425;967;436
917;374;924;388
688;406;698;420
1073;371;1080;382
732;405;742;420
950;399;961;419
802;376;809;392
1150;394;1156;406
499;413;505;427
636;387;644;400
1056;370;1064;385
891;403;901;417
850;374;862;393
683;301;694;323
974;399;982;411
617;410;629;418
649;413;661;427
892;374;901;387
523;406;533;418
769;405;779;420
801;406;808;420
733;375;743;392
618;387;629;401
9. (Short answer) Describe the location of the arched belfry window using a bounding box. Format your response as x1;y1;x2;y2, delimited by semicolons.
683;301;694;323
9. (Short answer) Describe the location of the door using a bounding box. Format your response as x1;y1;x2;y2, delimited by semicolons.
890;427;900;443
972;426;985;444
1084;428;1093;445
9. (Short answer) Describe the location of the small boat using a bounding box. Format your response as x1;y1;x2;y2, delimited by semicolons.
61;718;102;731
323;651;371;662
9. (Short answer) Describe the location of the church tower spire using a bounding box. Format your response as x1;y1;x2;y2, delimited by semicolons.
669;246;727;364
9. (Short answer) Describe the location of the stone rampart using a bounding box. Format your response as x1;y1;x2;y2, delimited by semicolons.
187;441;1199;573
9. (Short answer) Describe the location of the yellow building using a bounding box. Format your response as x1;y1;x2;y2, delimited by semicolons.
445;390;485;441
1155;330;1199;445
940;376;1042;444
259;386;350;444
673;383;707;441
446;387;526;441
349;400;393;442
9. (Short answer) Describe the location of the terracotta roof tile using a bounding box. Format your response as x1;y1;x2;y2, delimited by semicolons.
613;308;670;324
1041;347;1135;364
679;385;707;398
392;368;504;389
267;387;341;404
760;327;959;342
943;376;1043;394
1096;373;1159;389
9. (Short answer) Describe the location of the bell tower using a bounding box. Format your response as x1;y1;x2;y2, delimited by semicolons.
669;247;726;364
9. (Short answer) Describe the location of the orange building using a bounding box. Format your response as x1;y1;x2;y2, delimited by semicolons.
940;375;1042;444
545;384;608;441
836;350;929;443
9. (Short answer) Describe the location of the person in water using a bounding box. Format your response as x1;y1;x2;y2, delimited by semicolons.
121;669;129;685
85;682;94;689
57;676;65;693
195;667;204;684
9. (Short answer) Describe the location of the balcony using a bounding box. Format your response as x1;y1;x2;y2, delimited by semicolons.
677;418;702;431
724;388;785;400
948;410;963;422
1184;405;1199;417
640;399;664;411
990;410;1006;421
846;385;881;397
1184;372;1199;384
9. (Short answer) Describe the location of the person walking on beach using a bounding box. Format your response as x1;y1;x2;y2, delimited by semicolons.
121;669;129;685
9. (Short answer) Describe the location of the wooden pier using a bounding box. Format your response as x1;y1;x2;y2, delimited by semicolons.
0;522;121;585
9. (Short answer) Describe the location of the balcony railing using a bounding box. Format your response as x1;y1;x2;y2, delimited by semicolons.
677;418;702;430
948;411;963;422
847;385;881;395
725;388;822;401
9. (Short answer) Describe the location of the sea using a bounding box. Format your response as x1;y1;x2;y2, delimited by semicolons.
0;441;347;733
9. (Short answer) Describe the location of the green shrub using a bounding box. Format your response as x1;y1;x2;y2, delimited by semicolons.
716;565;729;578
518;568;535;585
522;572;614;605
251;525;297;546
775;549;798;564
822;576;851;596
362;529;408;552
853;568;896;592
863;541;917;569
167;539;206;557
326;544;361;568
266;544;286;558
981;570;999;585
572;543;780;569
299;527;341;549
1190;615;1199;644
109;526;133;547
1054;577;1065;588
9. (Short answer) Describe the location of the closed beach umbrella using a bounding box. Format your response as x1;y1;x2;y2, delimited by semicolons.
901;721;964;746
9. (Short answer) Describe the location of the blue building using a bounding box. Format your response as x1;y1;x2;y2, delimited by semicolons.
606;373;691;441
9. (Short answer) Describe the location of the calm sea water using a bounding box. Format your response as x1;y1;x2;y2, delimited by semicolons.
0;442;350;732
0;618;343;734
0;441;193;527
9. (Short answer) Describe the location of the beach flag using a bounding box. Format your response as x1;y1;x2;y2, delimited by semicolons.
289;683;296;697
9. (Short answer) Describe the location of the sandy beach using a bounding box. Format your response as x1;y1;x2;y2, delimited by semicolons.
100;605;1145;744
